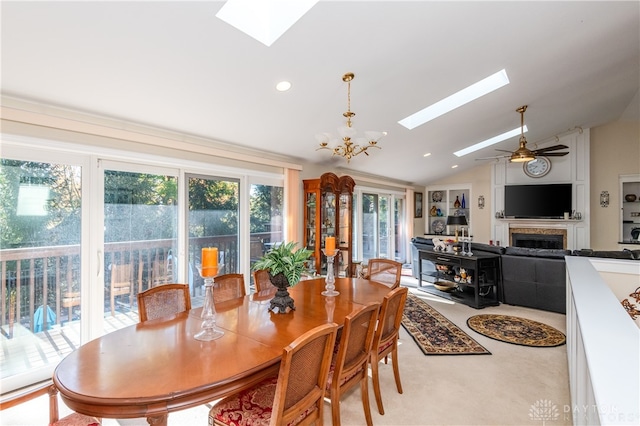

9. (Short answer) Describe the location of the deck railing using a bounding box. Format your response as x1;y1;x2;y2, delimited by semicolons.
0;232;277;335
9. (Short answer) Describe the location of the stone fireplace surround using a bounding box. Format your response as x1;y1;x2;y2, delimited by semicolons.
510;227;568;249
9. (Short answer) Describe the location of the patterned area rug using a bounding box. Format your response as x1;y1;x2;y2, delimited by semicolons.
467;314;566;347
401;294;491;355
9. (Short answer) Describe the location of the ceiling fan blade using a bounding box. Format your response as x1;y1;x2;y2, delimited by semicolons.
494;149;513;153
533;144;569;154
475;155;509;161
542;152;569;157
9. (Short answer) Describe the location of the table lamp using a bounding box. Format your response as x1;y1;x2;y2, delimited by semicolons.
446;215;468;242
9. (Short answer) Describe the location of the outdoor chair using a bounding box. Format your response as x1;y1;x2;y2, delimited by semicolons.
364;258;402;289
109;263;136;317
370;286;409;415
253;268;275;292
137;284;191;322
209;323;338;426
150;255;174;287
326;302;380;426
212;273;246;304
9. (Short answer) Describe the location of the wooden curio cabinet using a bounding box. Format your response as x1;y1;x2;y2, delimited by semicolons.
303;173;355;278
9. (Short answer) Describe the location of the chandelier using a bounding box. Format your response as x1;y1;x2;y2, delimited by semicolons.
316;72;386;162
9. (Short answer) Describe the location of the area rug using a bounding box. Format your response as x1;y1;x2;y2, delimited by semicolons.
467;314;566;347
401;294;490;355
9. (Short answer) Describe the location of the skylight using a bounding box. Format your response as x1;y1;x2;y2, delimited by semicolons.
216;0;319;47
453;126;527;157
398;69;510;130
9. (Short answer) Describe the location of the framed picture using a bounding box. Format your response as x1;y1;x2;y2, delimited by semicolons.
414;192;423;218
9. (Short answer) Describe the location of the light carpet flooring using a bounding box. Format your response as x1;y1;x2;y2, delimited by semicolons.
1;277;572;425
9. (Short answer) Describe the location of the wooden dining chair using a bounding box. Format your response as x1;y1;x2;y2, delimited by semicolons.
212;273;246;304
365;258;402;289
370;286;408;415
1;381;100;426
252;268;275;292
109;262;135;316
49;384;101;425
326;302;380;426
208;322;338;426
136;284;191;322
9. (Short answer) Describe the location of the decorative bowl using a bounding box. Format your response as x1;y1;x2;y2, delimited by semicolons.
625;194;637;202
434;281;457;292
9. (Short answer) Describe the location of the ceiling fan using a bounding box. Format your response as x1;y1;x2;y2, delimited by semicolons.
477;105;569;162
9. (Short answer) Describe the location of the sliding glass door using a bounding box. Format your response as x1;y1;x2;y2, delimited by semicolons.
355;190;406;265
0;148;87;392
186;174;240;300
101;162;179;320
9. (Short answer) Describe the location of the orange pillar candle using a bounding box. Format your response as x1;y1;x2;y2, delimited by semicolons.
325;236;336;253
202;247;218;277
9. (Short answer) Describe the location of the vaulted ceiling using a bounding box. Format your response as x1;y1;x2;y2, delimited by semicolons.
2;1;638;185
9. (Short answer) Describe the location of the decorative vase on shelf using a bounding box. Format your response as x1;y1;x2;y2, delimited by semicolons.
625;194;637;202
454;196;461;209
461;193;466;208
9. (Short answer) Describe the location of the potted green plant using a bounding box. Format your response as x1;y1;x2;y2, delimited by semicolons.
252;241;312;313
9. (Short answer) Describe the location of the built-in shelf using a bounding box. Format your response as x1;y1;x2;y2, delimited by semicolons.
620;175;640;244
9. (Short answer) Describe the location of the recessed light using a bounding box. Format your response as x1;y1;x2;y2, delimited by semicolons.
423;152;431;157
451;165;459;169
398;69;510;130
453;126;527;157
276;81;292;92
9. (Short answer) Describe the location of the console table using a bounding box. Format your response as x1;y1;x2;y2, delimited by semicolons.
417;249;501;309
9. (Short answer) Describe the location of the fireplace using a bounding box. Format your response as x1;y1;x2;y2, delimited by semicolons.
509;227;567;250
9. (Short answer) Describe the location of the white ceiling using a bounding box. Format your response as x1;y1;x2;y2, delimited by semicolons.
2;1;638;185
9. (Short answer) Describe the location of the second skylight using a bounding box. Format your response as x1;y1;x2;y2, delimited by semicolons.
398;69;510;130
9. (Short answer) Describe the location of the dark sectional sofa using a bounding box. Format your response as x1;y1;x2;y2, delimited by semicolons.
411;237;640;314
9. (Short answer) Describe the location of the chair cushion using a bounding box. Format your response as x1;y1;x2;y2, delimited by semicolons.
51;413;100;426
325;359;363;390
209;376;314;426
377;338;394;355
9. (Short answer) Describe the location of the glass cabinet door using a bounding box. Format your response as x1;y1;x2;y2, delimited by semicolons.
320;192;336;274
305;191;317;251
337;192;351;277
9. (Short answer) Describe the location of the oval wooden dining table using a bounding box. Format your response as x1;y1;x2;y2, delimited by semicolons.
53;277;392;426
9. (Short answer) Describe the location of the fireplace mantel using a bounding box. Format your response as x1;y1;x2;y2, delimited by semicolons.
496;218;582;250
491;129;590;251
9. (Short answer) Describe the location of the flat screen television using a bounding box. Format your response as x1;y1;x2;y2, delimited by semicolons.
504;184;572;219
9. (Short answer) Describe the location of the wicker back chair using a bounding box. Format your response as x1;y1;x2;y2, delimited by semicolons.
253;269;275;292
212;273;246;304
370;286;409;415
365;258;402;289
327;302;380;426
209;323;338;426
136;284;191;322
48;384;101;425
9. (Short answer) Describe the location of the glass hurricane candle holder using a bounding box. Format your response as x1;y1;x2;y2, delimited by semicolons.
194;266;225;341
321;249;340;296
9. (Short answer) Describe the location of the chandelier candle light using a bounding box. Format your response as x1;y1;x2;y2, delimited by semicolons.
316;72;387;162
195;247;224;341
322;236;339;296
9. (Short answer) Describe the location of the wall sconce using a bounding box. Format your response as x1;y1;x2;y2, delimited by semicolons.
600;191;609;207
478;195;485;209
